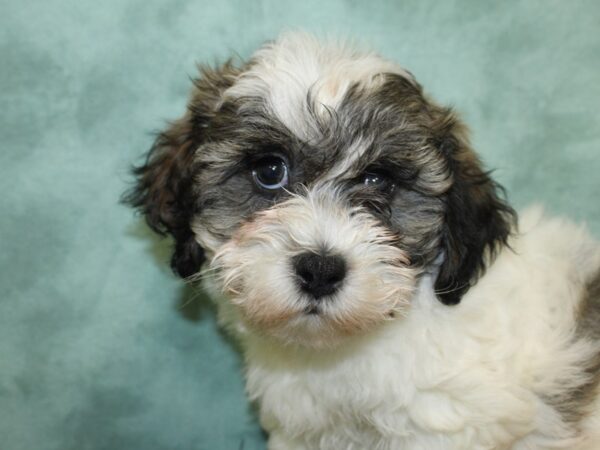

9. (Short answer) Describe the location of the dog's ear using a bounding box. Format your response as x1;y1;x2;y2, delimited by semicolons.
433;112;516;305
123;62;239;278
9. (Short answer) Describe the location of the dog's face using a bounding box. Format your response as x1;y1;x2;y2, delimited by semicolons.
125;33;514;348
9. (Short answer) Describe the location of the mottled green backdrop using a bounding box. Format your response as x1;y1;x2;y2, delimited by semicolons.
1;1;599;449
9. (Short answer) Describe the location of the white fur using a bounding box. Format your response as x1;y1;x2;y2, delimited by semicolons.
224;31;413;141
203;207;600;450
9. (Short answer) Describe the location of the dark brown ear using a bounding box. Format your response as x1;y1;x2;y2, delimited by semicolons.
123;62;239;278
434;113;516;305
123;116;205;278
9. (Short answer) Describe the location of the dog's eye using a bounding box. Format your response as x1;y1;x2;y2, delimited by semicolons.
252;157;289;190
361;171;395;193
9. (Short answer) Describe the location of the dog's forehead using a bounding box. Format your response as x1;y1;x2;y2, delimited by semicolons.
223;32;414;142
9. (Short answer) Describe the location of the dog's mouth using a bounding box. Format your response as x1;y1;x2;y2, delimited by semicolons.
304;305;320;315
214;260;416;343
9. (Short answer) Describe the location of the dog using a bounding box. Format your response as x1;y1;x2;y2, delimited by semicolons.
125;32;600;449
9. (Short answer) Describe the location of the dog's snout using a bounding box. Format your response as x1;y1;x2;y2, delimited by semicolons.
293;252;347;300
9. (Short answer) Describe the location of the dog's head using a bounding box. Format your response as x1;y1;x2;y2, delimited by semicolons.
125;33;514;347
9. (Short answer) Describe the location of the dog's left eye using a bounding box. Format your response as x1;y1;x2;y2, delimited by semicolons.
361;171;395;193
252;157;289;190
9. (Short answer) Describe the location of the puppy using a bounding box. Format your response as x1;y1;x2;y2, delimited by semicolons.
125;32;600;449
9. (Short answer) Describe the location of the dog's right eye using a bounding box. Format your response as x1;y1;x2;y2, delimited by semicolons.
252;157;289;191
360;170;396;195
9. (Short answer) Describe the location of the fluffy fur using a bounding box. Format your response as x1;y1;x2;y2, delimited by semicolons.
125;32;600;449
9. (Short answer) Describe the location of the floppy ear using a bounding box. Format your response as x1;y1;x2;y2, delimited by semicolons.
123;62;239;278
434;113;516;305
124;116;205;278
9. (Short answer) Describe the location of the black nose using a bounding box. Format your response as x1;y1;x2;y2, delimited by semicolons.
292;252;347;300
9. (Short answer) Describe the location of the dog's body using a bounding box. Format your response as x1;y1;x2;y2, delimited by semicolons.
126;33;600;449
224;207;600;450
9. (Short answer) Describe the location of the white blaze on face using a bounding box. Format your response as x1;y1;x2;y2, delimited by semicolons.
224;31;414;141
211;187;417;348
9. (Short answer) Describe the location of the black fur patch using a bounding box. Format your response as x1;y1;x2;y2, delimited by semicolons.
434;137;516;305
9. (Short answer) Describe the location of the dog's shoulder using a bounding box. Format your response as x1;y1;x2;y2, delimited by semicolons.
467;205;600;446
515;205;600;276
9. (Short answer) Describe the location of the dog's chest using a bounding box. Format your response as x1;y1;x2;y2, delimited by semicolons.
247;352;416;448
243;312;586;450
245;337;537;450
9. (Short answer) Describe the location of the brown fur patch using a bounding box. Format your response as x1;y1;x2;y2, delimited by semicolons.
551;270;600;423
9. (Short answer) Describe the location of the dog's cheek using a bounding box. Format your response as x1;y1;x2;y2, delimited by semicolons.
237;260;301;329
211;229;304;330
324;259;415;335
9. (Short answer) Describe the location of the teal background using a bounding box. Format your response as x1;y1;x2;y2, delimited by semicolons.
1;1;599;449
